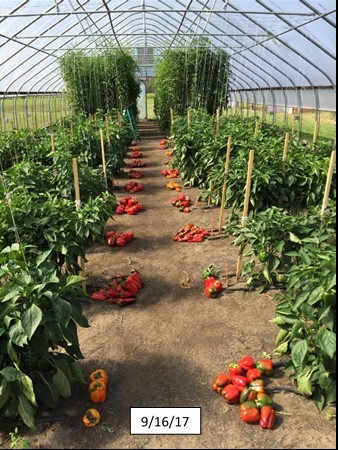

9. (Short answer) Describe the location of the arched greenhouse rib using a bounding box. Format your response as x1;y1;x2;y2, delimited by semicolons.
0;1;336;443
0;1;335;128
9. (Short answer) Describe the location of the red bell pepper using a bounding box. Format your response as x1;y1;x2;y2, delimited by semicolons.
246;368;262;383
227;362;244;377
212;373;231;394
240;401;260;423
256;358;274;376
249;379;265;394
259;406;276;429
255;393;274;409
240;386;257;404
221;384;240;404
231;375;248;392
238;356;256;371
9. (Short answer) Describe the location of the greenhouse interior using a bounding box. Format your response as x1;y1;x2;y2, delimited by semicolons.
0;1;336;449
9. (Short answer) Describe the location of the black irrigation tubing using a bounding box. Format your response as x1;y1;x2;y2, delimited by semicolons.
4;415;69;428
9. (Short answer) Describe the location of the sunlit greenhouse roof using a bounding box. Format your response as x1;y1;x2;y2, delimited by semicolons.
0;0;336;101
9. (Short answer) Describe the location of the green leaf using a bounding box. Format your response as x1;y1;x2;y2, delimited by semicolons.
317;330;336;358
8;321;28;347
34;377;59;408
69;362;86;384
289;232;302;244
21;304;42;340
307;286;324;305
52;297;72;326
297;373;313;397
0;366;23;382
0;379;10;409
65;275;85;287
2;290;21;302
20;375;37;406
36;249;53;267
52;368;71;398
291;339;308;368
17;393;36;429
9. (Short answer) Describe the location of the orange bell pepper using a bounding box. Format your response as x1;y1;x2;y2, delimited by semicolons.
89;369;108;386
82;408;101;427
89;380;107;403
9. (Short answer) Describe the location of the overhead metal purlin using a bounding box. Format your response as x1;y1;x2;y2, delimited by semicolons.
0;0;336;130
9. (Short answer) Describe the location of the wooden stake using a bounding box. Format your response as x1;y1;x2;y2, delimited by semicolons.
70;122;74;143
72;158;86;293
118;111;122;127
100;129;109;191
187;109;191;128
50;132;55;151
254;121;260;136
282;131;290;172
208;180;213;206
210;218;214;236
105;116;110;144
313;120;319;145
218;136;232;231
224;263;229;288
170;108;174;126
320;151;336;219
215;107;220;141
235;150;255;283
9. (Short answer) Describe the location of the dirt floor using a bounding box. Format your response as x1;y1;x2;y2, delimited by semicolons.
0;122;336;449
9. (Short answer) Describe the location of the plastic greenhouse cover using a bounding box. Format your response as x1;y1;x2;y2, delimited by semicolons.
0;0;336;96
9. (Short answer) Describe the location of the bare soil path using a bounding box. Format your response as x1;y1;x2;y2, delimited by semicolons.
0;122;335;449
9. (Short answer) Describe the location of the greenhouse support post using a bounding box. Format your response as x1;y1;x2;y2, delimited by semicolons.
313;120;319;145
105;116;111;144
320;151;336;219
118;111;122;127
282;132;290;172
170;108;174;126
235;149;255;283
50;132;55;151
208;180;213;206
99;129;109;192
254;120;260;136
215;107;220;141
72;157;87;293
218;136;232;231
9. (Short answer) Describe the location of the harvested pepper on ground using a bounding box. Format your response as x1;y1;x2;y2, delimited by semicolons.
227;363;244;377
212;373;231;394
221;384;240;404
256;358;274;375
240;400;260;423
89;380;107;403
249;379;265;394
231;375;248;392
82;408;101;427
89;369;108;386
238;356;256;371
255;392;274;409
240;386;257;404
246;368;262;383
91;270;144;306
259;406;276;429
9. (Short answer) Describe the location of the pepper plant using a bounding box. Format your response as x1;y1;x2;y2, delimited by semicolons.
0;244;89;428
272;237;336;411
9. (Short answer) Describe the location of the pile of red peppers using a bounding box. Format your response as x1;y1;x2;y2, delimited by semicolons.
90;270;144;306
172;223;210;242
212;355;276;429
